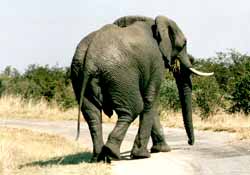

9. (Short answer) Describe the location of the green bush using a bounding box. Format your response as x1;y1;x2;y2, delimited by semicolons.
0;64;76;109
193;76;222;119
159;78;180;112
194;50;250;117
230;73;250;115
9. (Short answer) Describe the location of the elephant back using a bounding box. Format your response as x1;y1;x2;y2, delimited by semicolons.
114;16;154;28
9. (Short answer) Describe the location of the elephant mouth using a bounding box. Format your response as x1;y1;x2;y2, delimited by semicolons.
171;58;214;77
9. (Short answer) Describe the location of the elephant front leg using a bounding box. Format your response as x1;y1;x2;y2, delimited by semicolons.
130;108;154;159
150;112;171;153
82;97;104;162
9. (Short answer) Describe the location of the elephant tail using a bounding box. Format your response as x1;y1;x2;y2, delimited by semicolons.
75;45;91;141
75;70;90;140
75;73;89;140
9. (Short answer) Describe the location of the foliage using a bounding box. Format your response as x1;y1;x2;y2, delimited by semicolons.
159;78;180;112
211;50;249;94
195;50;250;116
230;73;250;115
192;76;222;119
0;65;76;109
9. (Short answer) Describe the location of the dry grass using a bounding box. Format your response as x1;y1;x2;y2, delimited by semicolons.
0;95;117;123
0;95;77;120
0;95;249;140
160;110;250;139
0;127;111;175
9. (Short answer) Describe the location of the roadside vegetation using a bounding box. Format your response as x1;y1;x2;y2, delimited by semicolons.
0;50;249;139
0;95;77;120
0;127;111;175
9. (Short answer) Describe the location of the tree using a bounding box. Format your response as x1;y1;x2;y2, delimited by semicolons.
229;58;250;115
3;66;20;78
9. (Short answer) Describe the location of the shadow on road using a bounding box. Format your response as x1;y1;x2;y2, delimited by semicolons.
19;152;93;168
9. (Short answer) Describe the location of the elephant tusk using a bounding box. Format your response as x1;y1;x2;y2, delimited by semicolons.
189;68;214;76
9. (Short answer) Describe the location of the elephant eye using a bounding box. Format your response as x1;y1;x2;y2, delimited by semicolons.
177;41;187;56
183;40;187;47
175;42;187;59
177;40;187;51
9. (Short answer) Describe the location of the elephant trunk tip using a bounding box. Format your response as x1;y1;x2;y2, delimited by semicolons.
188;138;195;145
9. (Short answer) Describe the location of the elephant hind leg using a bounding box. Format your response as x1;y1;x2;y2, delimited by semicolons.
131;77;165;158
130;93;157;158
81;97;104;162
98;111;136;162
130;106;170;158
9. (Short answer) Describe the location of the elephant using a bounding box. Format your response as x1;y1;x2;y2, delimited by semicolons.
70;15;213;163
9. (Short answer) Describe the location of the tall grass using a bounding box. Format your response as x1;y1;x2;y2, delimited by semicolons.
0;95;77;120
160;110;250;139
0;95;117;123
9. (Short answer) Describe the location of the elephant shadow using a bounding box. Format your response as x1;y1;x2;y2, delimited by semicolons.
19;152;93;169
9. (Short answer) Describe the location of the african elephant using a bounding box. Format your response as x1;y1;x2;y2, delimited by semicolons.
70;15;213;163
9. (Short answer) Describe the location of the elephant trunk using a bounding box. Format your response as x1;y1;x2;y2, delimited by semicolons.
176;73;194;145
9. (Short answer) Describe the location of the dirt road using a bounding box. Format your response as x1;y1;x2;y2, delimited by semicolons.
1;119;250;175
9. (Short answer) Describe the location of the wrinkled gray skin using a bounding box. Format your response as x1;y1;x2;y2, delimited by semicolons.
71;15;203;163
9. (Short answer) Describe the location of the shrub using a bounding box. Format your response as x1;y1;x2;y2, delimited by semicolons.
193;74;222;119
159;79;180;111
0;64;76;109
230;74;250;115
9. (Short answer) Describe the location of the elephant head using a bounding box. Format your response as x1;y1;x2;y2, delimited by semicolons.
155;16;213;145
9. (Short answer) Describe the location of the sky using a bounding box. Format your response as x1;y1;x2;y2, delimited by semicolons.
1;0;250;72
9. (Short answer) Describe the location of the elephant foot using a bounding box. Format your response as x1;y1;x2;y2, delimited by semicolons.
97;144;120;163
150;143;171;153
97;152;112;163
90;155;98;163
130;148;150;159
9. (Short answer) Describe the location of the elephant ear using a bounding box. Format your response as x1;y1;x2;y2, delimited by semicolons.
155;16;187;66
